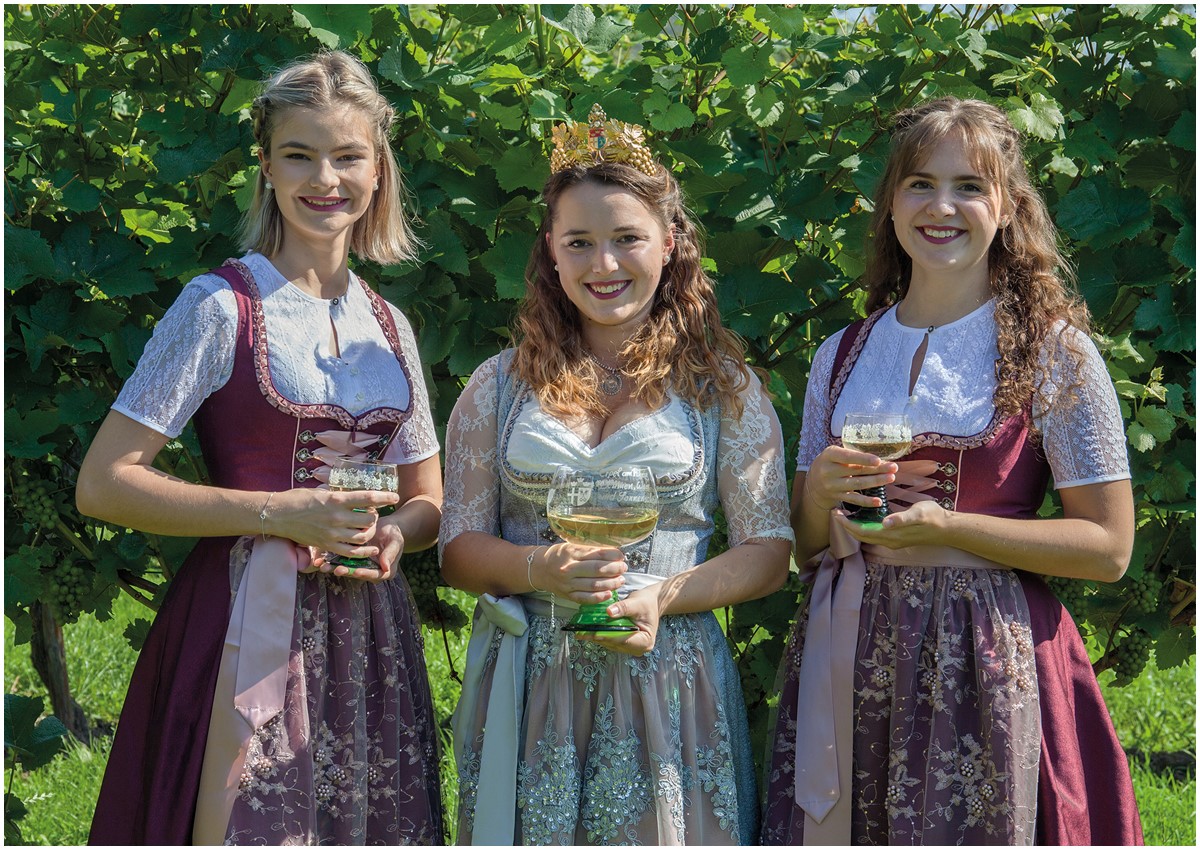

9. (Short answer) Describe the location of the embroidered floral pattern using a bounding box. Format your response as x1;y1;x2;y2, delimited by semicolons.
763;563;1040;845
221;556;443;844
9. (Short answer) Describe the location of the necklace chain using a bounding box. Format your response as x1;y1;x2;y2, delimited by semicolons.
586;351;624;396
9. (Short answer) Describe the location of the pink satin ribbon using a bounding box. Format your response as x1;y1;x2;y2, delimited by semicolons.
792;459;1007;844
193;428;382;843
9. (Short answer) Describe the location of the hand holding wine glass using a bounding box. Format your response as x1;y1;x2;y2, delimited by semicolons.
326;458;400;572
839;413;912;525
546;465;659;635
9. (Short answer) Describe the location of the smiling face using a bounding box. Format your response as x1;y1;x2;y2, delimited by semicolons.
259;104;379;254
890;132;1007;291
547;181;675;346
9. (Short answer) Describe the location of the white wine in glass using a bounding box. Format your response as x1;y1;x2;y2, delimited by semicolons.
546;465;658;634
326;458;399;567
841;413;913;524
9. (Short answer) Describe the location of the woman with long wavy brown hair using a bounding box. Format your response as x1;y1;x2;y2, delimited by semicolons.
762;97;1142;845
440;107;793;844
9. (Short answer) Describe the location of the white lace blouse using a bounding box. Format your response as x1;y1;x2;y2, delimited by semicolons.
796;301;1130;488
113;253;439;461
441;355;794;552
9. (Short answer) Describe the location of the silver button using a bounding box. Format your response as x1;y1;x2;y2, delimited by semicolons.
299;430;316;444
296;448;313;462
294;468;313;482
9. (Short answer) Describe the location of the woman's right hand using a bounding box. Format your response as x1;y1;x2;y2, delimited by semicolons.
804;445;898;512
530;542;627;604
264;487;400;559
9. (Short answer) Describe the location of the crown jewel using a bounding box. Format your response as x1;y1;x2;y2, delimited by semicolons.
549;104;658;176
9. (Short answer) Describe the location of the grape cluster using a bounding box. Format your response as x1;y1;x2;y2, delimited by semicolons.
1045;576;1089;615
729;22;758;46
399;549;467;631
1110;628;1152;687
1126;572;1162;616
44;561;92;624
422;596;469;631
402;549;444;598
11;475;58;529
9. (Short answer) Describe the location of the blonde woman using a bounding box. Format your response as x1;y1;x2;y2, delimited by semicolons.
81;51;443;844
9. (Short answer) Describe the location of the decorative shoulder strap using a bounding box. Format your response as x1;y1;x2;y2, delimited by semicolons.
825;307;888;437
827;307;891;398
208;260;254;351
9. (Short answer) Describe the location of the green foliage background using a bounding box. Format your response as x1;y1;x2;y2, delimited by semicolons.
4;0;1195;802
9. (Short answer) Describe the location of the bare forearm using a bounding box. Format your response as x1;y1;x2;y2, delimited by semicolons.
386;495;441;553
441;532;538;597
941;511;1131;581
791;478;833;565
655;538;791;616
77;460;270;538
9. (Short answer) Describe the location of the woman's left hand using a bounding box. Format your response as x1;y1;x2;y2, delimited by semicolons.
311;519;406;582
576;587;662;657
836;499;952;548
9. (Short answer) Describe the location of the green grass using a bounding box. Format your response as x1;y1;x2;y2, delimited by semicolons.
1097;655;1197;845
6;593;1196;845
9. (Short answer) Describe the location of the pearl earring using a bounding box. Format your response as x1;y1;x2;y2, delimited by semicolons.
264;180;273;190
663;253;672;265
554;264;559;272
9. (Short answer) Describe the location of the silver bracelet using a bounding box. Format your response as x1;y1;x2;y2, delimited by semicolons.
526;546;544;592
259;492;276;541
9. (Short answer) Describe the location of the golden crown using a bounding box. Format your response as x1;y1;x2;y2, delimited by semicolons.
549;103;658;176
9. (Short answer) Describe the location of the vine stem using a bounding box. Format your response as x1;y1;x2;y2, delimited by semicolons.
440;621;461;684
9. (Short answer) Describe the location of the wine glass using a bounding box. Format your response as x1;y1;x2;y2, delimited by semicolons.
326;458;399;568
545;465;659;634
840;413;913;526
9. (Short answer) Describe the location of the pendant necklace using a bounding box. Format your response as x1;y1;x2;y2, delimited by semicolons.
586;352;624;396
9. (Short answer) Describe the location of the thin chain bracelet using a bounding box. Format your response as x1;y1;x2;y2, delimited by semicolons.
527;546;554;627
258;492;276;541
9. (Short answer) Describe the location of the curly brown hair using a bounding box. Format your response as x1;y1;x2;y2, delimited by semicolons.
864;97;1092;421
513;162;753;419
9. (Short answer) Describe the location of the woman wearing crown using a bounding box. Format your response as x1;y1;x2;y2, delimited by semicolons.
439;105;793;844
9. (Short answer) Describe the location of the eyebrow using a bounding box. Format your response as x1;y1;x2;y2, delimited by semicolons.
276;141;371;153
908;170;987;182
561;225;646;236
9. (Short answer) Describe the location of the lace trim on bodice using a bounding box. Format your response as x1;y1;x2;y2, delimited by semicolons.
228;257;416;432
497;383;708;504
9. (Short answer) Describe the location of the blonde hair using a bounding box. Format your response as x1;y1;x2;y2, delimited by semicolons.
513;162;753;419
864;97;1092;420
240;50;418;265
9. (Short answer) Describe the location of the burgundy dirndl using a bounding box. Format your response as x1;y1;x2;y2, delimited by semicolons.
89;262;443;845
761;312;1142;845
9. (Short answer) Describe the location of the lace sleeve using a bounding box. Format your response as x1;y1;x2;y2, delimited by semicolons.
1036;326;1131;488
438;356;503;560
111;275;236;438
718;370;795;547
795;330;842;472
381;304;440;464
